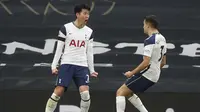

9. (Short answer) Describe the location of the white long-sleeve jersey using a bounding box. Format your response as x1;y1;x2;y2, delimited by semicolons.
51;22;95;74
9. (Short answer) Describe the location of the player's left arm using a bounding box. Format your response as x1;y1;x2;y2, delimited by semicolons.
86;33;98;77
125;56;150;78
125;39;154;78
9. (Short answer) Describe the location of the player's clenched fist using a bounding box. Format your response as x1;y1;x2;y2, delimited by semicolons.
90;72;98;77
124;71;134;78
52;68;58;75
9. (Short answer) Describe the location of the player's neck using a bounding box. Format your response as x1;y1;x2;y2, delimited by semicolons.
73;19;85;29
148;29;159;36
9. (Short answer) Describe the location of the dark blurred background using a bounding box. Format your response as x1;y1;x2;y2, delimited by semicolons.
0;0;200;112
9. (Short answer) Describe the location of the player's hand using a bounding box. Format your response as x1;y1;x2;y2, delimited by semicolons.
52;68;58;75
90;72;98;78
124;71;134;78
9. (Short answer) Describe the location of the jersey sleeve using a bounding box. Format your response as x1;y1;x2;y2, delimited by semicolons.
57;25;67;42
87;32;95;74
51;25;66;69
143;35;155;57
89;32;94;40
51;41;64;69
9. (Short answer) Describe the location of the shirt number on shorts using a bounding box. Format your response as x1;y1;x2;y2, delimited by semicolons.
85;74;89;83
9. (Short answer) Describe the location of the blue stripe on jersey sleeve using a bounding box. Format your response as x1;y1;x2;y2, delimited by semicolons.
144;34;156;46
89;32;94;40
57;37;65;42
60;25;67;36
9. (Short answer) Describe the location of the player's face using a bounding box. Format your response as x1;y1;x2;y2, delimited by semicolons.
143;20;149;34
76;9;90;24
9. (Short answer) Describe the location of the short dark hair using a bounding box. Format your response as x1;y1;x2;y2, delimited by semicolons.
74;4;90;14
144;15;159;29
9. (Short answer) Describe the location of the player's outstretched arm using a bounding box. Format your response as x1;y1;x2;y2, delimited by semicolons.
124;56;150;78
86;39;98;77
160;55;166;68
51;40;64;74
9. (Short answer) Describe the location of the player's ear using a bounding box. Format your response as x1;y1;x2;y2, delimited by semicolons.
76;12;79;18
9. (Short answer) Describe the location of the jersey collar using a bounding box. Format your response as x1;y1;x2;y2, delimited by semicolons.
72;22;85;29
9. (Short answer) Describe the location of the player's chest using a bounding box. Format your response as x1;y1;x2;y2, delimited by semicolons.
66;29;90;48
66;29;90;41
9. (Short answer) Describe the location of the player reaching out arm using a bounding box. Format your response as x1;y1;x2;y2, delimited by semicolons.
116;15;167;112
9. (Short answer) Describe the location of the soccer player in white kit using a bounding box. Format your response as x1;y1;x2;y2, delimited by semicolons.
45;4;98;112
116;15;167;112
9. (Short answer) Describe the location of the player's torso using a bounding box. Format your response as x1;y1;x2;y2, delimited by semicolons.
61;22;92;66
143;34;167;82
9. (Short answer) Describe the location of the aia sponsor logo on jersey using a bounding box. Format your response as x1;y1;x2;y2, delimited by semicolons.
69;39;85;47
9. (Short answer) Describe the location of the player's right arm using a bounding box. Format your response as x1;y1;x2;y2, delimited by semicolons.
124;38;154;78
51;25;67;74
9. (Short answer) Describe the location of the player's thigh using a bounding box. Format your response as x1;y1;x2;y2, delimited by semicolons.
73;65;89;90
56;64;74;89
116;84;133;96
125;74;155;94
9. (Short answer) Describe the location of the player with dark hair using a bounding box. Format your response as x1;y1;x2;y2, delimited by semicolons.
45;4;98;112
116;15;167;112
